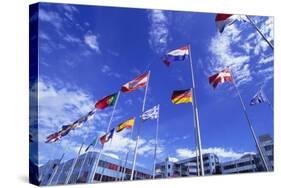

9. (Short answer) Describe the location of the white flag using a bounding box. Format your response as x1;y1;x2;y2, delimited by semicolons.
141;105;159;121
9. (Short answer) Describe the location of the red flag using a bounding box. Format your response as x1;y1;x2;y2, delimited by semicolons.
95;93;118;110
215;13;248;33
209;68;232;88
45;132;61;143
121;72;149;93
99;128;114;144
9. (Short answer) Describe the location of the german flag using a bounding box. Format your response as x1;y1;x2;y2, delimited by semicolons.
116;117;135;133
171;89;192;104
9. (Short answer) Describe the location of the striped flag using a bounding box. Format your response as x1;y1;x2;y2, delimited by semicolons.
163;46;189;66
121;72;149;93
100;128;115;145
141;105;159;121
116;117;135;133
171;89;192;104
250;89;267;105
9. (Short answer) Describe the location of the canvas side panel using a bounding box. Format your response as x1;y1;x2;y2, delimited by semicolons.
29;3;40;186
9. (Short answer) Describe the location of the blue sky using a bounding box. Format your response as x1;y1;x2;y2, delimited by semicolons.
30;3;274;171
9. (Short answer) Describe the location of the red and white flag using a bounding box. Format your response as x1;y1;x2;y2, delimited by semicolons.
45;132;62;143
121;72;149;93
215;14;248;33
209;68;233;88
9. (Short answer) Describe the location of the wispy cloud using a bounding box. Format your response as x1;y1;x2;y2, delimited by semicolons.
64;34;81;44
39;8;63;30
101;65;121;78
148;10;169;54
175;147;254;162
208;25;251;86
102;130;164;158
84;33;100;53
207;15;274;89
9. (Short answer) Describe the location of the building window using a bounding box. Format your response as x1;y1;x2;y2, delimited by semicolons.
168;164;171;169
264;145;273;151
224;164;236;170
167;173;170;177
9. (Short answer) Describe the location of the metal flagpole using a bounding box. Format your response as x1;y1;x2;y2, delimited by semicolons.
152;104;160;179
46;152;65;186
120;124;136;181
75;111;98;183
188;45;205;176
231;77;269;171
90;91;121;183
51;140;74;185
191;91;200;176
64;143;84;184
130;71;151;180
76;151;89;183
246;15;274;50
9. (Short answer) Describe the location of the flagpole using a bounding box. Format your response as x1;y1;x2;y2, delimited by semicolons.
119;124;135;181
188;45;205;176
75;151;88;183
231;77;269;171
120;124;136;181
152;104;160;179
191;92;200;176
75;110;98;183
246;15;274;50
90;91;121;183
130;71;151;180
64;143;84;184
46;152;65;186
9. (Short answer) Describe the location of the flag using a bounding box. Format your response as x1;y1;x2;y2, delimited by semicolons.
215;14;248;33
209;68;232;88
250;89;267;105
171;89;192;104
121;72;149;93
60;124;74;137
85;137;98;152
116;117;135;133
45;132;61;143
95;93;118;110
87;109;96;120
163;46;189;66
141;105;159;121
100;128;115;144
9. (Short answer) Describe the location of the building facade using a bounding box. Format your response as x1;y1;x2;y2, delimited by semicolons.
257;134;274;171
39;151;152;185
221;154;258;174
155;153;221;178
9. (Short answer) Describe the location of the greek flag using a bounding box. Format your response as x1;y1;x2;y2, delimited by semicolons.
250;89;267;105
141;105;160;121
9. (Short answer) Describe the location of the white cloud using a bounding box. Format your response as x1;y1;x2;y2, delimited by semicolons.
208;16;273;87
35;78;118;164
168;157;179;162
101;65;121;78
39;9;63;30
148;10;169;54
103;130;164;158
175;147;255;162
84;34;100;53
64;34;81;44
208;25;251;86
